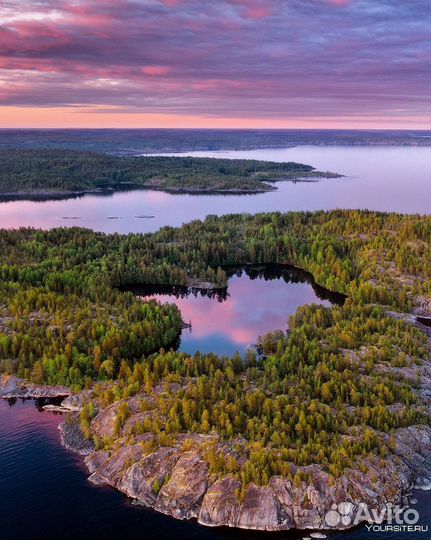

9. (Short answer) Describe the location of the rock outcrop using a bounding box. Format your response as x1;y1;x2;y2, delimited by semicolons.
45;311;431;532
0;375;70;400
64;412;431;532
59;415;95;455
50;351;431;534
155;452;208;520
5;370;429;532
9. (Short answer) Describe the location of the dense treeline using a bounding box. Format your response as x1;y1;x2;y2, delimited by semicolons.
1;209;430;478
0;149;335;194
1;210;429;307
0;283;181;387
0;210;429;387
0;211;431;385
83;301;429;481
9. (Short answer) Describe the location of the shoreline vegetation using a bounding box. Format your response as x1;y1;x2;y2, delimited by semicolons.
0;149;341;200
0;209;430;532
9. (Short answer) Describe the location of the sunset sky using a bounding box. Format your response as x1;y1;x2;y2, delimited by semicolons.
0;0;429;129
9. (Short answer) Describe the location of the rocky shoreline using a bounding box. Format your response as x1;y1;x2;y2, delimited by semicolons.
2;383;431;533
55;379;431;533
59;415;95;456
0;375;71;400
2;314;430;534
2;358;430;533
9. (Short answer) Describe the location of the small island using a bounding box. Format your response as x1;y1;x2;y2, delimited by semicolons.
0;210;430;533
0;149;341;199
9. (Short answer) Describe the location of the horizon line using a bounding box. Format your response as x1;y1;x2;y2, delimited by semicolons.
1;127;430;132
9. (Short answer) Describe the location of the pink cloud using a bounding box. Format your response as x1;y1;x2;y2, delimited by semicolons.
245;5;272;19
142;66;170;76
326;0;351;5
161;0;183;6
229;0;274;19
0;0;428;127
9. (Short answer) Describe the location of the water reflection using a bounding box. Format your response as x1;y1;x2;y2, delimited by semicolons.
1;146;429;232
5;395;65;412
128;264;345;356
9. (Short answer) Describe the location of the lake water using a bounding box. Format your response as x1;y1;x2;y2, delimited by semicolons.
1;398;429;540
132;264;344;356
1;142;430;539
1;146;430;233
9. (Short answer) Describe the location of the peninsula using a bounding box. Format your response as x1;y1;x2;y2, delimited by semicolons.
0;149;340;199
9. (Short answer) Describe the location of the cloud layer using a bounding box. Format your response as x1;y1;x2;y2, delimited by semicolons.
0;0;429;126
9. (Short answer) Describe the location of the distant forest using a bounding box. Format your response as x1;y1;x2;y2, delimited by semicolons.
0;129;429;156
0;149;338;195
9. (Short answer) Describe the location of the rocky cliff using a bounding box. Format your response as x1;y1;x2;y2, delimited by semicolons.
58;387;431;533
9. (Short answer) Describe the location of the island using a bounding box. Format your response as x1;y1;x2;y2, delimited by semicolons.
0;210;430;533
0;149;340;198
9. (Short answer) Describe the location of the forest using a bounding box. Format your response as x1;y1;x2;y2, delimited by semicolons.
82;300;428;482
0;209;430;479
0;149;338;195
0;209;429;387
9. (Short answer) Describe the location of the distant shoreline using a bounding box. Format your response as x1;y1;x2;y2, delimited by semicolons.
0;128;429;159
0;149;342;202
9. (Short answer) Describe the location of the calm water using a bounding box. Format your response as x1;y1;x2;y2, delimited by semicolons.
132;265;343;356
1;140;430;539
1;146;430;233
1;399;429;540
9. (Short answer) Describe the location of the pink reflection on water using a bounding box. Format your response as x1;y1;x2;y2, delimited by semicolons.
144;272;332;355
1;147;429;233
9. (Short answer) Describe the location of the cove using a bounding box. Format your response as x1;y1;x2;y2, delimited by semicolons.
125;264;346;356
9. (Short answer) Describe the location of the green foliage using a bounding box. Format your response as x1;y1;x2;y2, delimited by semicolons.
0;209;430;484
0;149;332;194
89;300;429;483
0;210;430;389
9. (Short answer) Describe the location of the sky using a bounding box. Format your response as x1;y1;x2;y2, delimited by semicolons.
0;0;429;129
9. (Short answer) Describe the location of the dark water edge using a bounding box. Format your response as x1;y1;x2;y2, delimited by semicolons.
224;264;347;305
0;184;144;203
417;316;431;328
122;264;347;305
122;264;346;356
0;399;429;540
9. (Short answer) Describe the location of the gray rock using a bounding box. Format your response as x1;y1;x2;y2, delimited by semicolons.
236;484;280;531
84;450;110;473
89;444;143;487
155;452;208;520
59;415;94;455
119;447;180;506
199;477;242;527
0;376;70;399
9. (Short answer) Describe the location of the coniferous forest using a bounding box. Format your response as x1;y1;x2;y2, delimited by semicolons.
1;210;430;479
1;0;430;536
0;149;339;195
